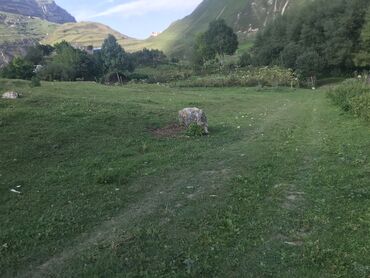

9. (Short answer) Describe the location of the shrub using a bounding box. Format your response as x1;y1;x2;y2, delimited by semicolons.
327;79;370;120
186;123;207;137
30;76;41;87
174;66;298;88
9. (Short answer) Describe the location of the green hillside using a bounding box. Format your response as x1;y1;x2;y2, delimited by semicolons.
44;22;139;48
0;12;57;43
126;0;312;57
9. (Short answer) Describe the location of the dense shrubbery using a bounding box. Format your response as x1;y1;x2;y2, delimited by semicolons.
131;48;167;67
174;67;298;88
133;65;193;84
327;79;370;121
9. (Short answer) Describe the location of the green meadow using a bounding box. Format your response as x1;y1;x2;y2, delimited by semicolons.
1;80;370;277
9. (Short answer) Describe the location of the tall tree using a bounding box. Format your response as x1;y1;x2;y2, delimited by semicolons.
204;19;239;58
100;34;133;74
193;19;238;65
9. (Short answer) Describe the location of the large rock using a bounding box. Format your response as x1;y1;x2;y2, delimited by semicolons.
178;107;209;134
2;91;19;99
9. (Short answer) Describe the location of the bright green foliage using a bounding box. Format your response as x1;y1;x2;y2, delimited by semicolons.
0;57;34;80
253;0;370;77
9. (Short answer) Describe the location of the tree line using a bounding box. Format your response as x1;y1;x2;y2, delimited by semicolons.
251;0;370;78
0;35;168;83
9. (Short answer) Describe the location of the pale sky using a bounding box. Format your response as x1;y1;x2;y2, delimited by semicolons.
55;0;202;39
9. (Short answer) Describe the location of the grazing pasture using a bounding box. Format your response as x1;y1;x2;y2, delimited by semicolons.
1;80;370;277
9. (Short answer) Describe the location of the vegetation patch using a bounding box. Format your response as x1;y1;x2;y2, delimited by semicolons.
327;79;370;121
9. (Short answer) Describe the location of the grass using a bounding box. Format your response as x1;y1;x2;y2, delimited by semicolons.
1;80;370;277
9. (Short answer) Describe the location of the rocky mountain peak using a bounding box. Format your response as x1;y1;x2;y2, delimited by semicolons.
0;0;76;24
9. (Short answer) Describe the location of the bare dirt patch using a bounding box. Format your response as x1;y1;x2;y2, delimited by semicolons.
151;123;185;138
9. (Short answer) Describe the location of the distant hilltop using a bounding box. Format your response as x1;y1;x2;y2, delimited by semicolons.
0;0;76;24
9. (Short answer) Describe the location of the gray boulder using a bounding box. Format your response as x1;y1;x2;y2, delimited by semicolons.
178;107;208;134
2;91;19;99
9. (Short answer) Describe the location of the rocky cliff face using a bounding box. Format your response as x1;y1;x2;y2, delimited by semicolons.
0;0;75;24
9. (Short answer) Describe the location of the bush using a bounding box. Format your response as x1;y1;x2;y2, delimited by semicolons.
30;76;41;87
174;66;298;88
186;123;207;137
327;79;370;120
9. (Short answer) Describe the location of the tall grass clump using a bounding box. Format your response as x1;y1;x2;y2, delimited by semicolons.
327;79;370;120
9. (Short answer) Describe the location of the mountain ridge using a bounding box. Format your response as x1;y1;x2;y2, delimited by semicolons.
0;0;75;24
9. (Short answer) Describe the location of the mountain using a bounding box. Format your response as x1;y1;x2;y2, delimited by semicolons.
0;0;75;24
43;22;139;48
0;1;134;67
0;11;57;67
0;0;74;67
126;0;312;57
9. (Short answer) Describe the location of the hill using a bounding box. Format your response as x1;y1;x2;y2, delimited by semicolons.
43;22;139;48
0;0;75;24
127;0;312;57
0;11;57;67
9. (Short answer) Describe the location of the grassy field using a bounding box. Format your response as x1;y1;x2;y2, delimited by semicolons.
1;80;370;277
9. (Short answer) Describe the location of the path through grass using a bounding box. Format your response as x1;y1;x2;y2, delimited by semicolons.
0;81;369;277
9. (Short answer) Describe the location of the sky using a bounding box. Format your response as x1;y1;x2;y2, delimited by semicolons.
55;0;202;39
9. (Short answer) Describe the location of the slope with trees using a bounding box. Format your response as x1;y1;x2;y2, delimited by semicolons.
251;0;370;78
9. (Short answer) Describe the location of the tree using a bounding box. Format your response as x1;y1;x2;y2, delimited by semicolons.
295;50;324;78
100;34;133;75
204;19;238;58
1;57;34;80
40;41;98;81
193;19;238;65
130;48;167;67
252;0;370;77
